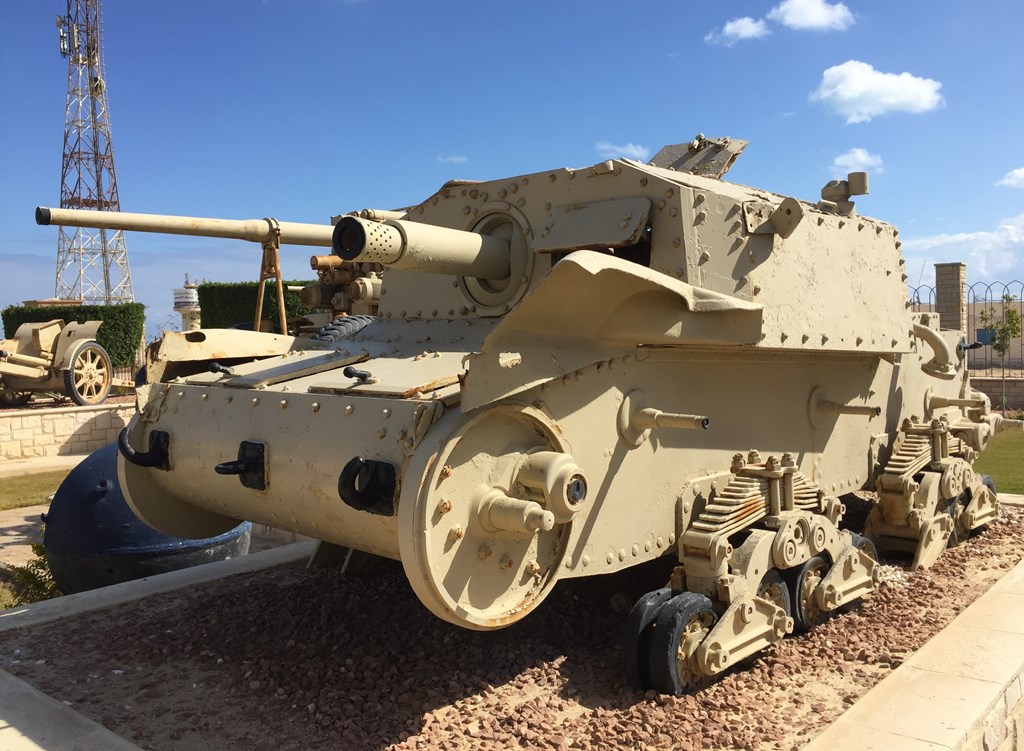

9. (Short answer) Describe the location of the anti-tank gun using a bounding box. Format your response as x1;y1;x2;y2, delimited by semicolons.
35;135;1021;695
35;206;383;332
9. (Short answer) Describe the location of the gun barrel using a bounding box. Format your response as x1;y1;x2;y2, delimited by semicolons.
35;207;334;247
333;216;510;280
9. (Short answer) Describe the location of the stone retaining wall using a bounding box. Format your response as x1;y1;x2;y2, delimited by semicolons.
0;404;135;461
972;377;1024;411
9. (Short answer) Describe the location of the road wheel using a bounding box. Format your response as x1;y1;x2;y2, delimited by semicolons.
757;569;793;621
64;341;112;406
788;554;831;632
0;390;32;408
647;592;717;695
622;587;675;690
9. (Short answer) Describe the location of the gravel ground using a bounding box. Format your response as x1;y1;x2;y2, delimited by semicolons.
1;505;1022;751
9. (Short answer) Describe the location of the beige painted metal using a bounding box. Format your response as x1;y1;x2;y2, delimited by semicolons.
34;135;1011;690
36;207;334;247
35;207;339;334
0;319;109;405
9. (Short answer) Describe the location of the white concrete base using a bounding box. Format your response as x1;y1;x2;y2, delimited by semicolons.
0;541;315;634
0;669;144;751
804;561;1024;750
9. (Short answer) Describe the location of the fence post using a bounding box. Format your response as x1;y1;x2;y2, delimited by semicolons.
935;262;966;333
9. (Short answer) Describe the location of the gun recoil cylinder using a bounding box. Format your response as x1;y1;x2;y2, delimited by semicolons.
333;216;511;280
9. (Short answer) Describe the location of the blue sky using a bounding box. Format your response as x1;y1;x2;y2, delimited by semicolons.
1;0;1022;339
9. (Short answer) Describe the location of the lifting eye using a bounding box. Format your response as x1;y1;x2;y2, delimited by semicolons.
338;456;397;516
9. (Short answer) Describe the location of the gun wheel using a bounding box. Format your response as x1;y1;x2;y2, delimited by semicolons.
64;341;112;406
648;592;717;696
0;390;32;408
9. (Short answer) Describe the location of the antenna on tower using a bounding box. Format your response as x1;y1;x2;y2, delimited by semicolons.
53;0;134;304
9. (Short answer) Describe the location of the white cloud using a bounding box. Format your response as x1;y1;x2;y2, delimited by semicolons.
704;17;770;46
767;0;853;30
832;148;884;177
902;214;1024;280
595;141;651;161
809;60;944;123
437;155;467;165
997;168;1024;189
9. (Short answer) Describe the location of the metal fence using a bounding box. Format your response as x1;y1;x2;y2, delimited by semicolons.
910;281;1024;378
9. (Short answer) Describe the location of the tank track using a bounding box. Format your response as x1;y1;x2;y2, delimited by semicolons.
866;415;997;569
625;451;879;695
310;315;376;342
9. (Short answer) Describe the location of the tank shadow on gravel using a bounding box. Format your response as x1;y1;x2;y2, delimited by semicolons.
0;556;671;751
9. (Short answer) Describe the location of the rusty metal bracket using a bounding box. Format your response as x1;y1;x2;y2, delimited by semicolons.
254;218;288;335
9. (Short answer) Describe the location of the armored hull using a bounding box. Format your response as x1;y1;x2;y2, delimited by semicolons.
39;136;1017;693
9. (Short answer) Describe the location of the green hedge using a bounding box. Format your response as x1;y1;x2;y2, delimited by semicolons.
197;281;314;330
2;302;145;369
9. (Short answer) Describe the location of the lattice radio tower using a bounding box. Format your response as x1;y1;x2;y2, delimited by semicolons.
53;0;134;303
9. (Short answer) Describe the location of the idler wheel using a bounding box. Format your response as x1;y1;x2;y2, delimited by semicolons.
647;592;717;696
622;587;675;691
397;403;574;630
787;554;832;632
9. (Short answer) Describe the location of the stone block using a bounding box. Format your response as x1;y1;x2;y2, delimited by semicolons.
52;417;75;436
86;439;105;451
12;428;34;442
830;665;1001;748
906;625;1024;684
94;412;111;429
20;415;41;429
0;441;21;459
983;698;1008;751
21;446;43;458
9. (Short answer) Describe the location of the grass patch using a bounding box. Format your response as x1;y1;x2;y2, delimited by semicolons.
0;470;71;511
975;432;1024;495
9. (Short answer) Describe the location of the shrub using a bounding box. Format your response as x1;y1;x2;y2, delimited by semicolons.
196;281;314;330
6;543;62;605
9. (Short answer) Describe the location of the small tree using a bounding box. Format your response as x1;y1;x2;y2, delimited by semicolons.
980;293;1023;410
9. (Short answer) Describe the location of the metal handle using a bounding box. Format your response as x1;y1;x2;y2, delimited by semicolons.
343;366;373;383
214;460;252;475
117;426;170;470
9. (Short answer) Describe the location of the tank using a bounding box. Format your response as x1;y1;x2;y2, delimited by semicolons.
35;135;1023;694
